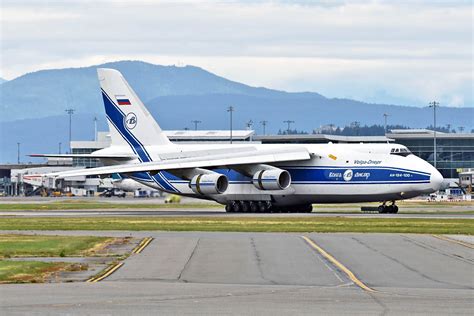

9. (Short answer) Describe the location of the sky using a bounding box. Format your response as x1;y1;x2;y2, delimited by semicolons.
1;0;472;107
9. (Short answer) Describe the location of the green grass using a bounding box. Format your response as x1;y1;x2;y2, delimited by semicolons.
0;217;472;234
0;202;220;210
0;260;68;283
0;235;113;258
0;200;471;212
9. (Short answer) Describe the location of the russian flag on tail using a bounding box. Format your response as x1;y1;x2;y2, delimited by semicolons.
115;95;131;105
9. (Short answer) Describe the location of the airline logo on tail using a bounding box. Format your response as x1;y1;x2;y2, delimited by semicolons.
115;95;131;105
125;112;137;130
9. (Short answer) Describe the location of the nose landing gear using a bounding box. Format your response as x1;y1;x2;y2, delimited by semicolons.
377;201;399;214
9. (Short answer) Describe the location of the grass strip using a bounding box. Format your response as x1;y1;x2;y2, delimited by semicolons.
0;235;113;258
0;260;68;283
0;217;471;234
0;201;471;211
0;202;220;210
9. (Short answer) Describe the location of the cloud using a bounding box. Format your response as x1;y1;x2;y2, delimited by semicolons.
1;0;472;107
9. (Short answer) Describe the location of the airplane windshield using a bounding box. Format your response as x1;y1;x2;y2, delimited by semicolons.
390;147;411;157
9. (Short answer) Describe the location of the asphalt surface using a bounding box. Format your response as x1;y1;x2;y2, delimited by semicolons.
1;208;473;219
1;231;473;315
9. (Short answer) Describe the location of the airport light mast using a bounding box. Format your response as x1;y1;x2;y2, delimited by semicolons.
93;117;98;141
191;120;201;131
429;101;439;168
283;120;295;134
260;120;268;135
65;108;75;153
227;106;234;144
17;142;20;164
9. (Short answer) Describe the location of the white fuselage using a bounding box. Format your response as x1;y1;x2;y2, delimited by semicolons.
95;142;443;206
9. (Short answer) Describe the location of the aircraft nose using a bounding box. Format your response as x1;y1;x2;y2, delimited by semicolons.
430;167;444;192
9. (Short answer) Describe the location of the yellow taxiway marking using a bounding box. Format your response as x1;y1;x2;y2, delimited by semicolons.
132;237;154;254
301;236;376;292
432;235;474;249
87;262;124;283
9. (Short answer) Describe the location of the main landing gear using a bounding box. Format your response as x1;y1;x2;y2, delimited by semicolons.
377;201;399;214
225;201;313;213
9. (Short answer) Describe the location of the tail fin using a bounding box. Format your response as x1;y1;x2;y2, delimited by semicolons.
97;68;172;162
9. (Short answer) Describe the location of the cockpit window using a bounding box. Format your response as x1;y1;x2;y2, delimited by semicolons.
390;147;411;157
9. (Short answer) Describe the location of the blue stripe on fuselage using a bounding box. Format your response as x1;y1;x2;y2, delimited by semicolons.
286;167;430;183
162;167;430;185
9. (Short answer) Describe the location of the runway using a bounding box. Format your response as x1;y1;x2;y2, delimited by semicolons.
1;208;473;219
1;231;472;315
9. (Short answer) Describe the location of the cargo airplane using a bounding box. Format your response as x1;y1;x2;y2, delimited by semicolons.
33;68;444;213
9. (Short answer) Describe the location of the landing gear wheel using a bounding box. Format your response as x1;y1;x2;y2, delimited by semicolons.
392;205;399;213
232;201;242;213
257;201;267;213
249;202;259;213
385;205;394;213
378;205;386;213
241;201;250;213
225;203;233;212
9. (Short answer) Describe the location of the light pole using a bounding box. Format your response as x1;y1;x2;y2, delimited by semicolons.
283;120;295;134
191;120;201;131
65;108;75;152
260;120;268;135
383;113;389;134
93;117;98;141
429;101;439;168
227;106;234;144
17;142;20;164
58;142;62;154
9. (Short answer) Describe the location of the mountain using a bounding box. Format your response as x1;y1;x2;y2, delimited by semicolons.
0;77;6;85
1;60;472;126
0;60;473;163
0;60;300;122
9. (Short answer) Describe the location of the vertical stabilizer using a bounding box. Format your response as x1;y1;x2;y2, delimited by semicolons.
97;68;172;161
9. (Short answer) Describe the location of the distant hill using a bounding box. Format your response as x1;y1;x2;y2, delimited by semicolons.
0;114;108;163
2;60;472;127
0;60;299;122
0;77;6;84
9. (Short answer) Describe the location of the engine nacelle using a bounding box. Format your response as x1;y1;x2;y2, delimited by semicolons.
190;173;229;195
252;169;291;190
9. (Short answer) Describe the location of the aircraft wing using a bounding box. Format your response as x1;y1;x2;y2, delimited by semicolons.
29;154;136;160
46;147;312;178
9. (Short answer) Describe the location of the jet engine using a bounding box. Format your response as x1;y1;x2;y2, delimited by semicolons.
190;173;229;195
252;169;291;190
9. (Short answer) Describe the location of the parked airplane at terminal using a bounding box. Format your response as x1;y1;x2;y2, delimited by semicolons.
32;68;444;213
